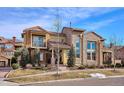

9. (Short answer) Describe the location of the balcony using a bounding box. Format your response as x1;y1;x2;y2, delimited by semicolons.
32;35;46;48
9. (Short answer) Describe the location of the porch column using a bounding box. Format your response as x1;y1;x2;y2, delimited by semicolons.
51;48;55;66
99;40;103;66
80;33;83;65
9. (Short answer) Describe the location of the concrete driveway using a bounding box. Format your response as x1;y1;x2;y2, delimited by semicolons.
0;67;18;86
0;67;12;78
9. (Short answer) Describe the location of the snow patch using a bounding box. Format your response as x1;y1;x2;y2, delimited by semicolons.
90;73;106;78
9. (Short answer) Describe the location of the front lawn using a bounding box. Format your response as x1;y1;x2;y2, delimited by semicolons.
6;71;90;84
7;69;46;78
6;69;124;84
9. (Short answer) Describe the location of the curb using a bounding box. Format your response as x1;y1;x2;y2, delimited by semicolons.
107;75;124;78
20;77;93;86
19;75;124;86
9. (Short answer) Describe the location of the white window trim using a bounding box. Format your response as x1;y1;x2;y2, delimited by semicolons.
31;34;47;49
87;41;96;61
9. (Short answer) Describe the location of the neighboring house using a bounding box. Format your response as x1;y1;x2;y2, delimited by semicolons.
111;46;124;64
22;26;114;67
0;36;23;67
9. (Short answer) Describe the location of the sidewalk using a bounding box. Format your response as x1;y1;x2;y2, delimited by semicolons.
20;75;124;86
0;79;19;86
0;67;18;86
3;68;124;86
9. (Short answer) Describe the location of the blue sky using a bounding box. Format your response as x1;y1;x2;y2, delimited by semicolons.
0;7;124;44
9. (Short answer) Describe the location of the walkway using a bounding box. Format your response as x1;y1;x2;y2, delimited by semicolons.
0;67;18;86
0;67;12;78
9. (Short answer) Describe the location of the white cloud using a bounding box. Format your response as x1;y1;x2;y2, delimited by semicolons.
84;19;115;30
0;7;121;39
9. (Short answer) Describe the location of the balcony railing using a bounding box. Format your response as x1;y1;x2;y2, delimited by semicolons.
32;42;46;48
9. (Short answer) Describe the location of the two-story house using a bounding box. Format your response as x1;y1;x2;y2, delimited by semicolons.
22;26;114;67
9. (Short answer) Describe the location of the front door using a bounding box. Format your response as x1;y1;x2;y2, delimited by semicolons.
55;49;63;64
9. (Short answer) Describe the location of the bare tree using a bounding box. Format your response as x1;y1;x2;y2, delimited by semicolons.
53;8;62;75
109;35;123;71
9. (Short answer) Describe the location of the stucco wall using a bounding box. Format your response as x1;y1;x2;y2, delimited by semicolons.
83;32;104;66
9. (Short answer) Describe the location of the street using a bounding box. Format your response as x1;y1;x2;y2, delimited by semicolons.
24;77;124;86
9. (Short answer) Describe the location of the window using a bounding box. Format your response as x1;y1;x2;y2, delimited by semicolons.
87;52;91;60
76;49;80;58
5;52;14;56
92;52;96;60
0;44;4;48
66;50;69;56
5;44;13;49
87;41;96;60
92;42;96;49
32;35;45;47
87;41;91;49
87;41;96;49
40;52;43;61
75;37;80;58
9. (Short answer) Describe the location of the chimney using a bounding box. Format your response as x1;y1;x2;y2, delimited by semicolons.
110;43;113;48
13;36;16;43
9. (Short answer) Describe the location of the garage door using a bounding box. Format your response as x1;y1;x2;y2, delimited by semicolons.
0;61;6;67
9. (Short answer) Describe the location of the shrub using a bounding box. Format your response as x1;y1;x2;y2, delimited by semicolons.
115;63;122;68
110;64;114;68
11;57;17;64
87;65;96;69
78;65;85;69
34;48;40;66
121;60;124;67
31;66;48;70
67;47;76;67
103;60;112;67
68;66;78;70
20;47;30;68
122;64;124;67
12;63;19;70
99;65;105;69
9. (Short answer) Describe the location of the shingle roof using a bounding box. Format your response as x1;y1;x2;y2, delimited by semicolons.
23;26;49;33
48;41;70;49
49;32;66;36
62;27;85;32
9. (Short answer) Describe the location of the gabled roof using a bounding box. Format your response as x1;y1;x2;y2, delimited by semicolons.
0;36;8;44
23;26;49;34
23;26;67;37
49;32;66;36
0;36;14;44
62;27;85;33
85;31;105;41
